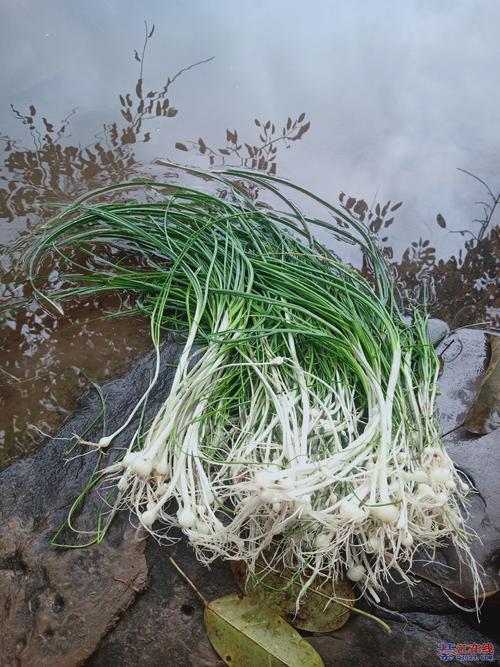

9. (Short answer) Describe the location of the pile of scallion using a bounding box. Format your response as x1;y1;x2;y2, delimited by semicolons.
24;166;479;605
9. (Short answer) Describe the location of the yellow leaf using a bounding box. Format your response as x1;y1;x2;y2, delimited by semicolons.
205;594;325;667
231;560;354;633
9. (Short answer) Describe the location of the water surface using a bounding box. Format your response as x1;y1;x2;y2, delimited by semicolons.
1;0;498;463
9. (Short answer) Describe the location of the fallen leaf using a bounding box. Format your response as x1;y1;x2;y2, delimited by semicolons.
205;594;324;667
231;560;354;633
170;557;324;666
463;334;500;434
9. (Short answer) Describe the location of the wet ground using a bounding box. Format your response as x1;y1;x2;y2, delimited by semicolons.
1;0;499;463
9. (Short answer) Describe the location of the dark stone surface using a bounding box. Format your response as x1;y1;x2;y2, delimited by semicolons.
380;576;456;614
0;343;183;667
412;427;500;599
309;612;500;667
87;538;232;667
1;330;498;666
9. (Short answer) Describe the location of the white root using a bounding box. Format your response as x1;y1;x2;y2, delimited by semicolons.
88;316;481;608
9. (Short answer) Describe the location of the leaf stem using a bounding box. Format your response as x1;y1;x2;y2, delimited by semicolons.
170;557;209;606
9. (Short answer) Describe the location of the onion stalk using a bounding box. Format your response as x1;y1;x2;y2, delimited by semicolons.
22;166;481;605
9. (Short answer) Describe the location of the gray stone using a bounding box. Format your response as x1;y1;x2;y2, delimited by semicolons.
427;318;450;345
308;612;500;667
401;317;449;345
409;329;500;600
436;329;489;434
87;538;232;667
413;428;500;599
379;576;455;614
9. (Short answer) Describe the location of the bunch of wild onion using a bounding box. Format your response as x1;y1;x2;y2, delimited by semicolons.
24;167;479;603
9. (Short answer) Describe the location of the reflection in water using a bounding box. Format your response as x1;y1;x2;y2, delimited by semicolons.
175;113;310;174
0;23;214;229
0;23;211;463
0;18;498;467
0;24;312;464
339;179;499;328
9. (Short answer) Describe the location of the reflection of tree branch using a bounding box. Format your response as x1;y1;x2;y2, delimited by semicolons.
457;168;495;200
447;229;476;237
10;104;42;152
132;54;214;127
57;107;78;140
253;133;293;153
168;56;215;89
138;21;149;86
129;19;214;130
178;114;310;175
0;24;214;223
457;168;500;241
364;170;500;327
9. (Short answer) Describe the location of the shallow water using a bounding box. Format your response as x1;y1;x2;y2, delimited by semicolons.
1;0;498;463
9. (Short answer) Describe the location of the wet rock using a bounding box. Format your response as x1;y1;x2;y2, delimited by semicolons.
308;612;500;667
462;334;500;434
413;428;500;599
0;519;147;667
409;329;500;600
87;537;233;667
380;576;455;614
401;317;449;345
0;343;184;667
427;318;450;345
436;329;489;433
